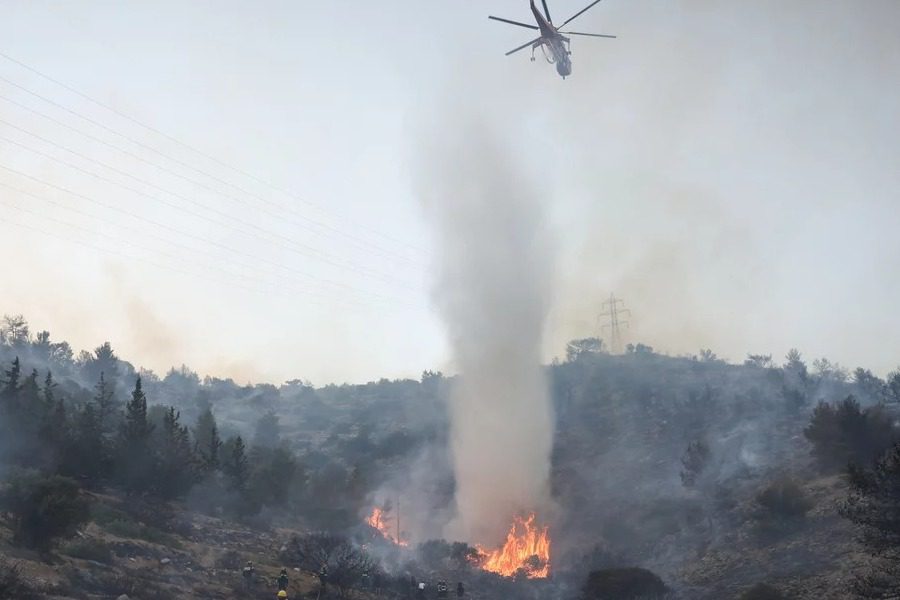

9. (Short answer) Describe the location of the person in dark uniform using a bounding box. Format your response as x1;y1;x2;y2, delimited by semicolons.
319;563;329;595
242;561;255;590
277;568;289;591
456;582;465;597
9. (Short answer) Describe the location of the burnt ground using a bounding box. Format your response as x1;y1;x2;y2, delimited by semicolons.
1;491;324;600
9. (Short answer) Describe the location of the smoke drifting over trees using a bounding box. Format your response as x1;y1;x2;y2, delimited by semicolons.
3;312;900;599
416;120;556;545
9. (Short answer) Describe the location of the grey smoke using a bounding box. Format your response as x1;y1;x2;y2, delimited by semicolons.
416;115;557;545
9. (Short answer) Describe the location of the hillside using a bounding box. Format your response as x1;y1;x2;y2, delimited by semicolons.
2;315;899;599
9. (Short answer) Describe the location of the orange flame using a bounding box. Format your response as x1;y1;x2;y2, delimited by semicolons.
476;513;551;578
366;507;408;546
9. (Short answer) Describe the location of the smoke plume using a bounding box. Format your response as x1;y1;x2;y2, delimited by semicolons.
416;115;557;545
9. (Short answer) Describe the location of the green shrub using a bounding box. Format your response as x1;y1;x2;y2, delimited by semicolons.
0;473;90;553
805;396;897;471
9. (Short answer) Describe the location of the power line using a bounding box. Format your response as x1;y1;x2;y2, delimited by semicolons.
0;180;405;312
1;209;295;303
0;125;422;290
599;293;630;354
0;162;419;308
0;195;279;298
0;90;426;273
0;65;427;267
0;50;427;257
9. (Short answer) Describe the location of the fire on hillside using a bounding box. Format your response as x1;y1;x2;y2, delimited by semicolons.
476;513;551;578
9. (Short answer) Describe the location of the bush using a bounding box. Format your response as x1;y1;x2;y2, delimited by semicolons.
61;538;114;563
0;560;38;600
581;567;669;599
283;533;375;596
756;478;813;518
805;396;898;471
0;473;90;553
740;583;786;599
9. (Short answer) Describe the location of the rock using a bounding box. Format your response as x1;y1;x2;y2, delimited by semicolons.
160;557;172;565
117;595;130;600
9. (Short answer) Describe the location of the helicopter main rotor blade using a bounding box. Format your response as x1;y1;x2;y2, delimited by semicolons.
506;37;542;56
560;31;617;38
560;0;606;28
541;0;553;23
488;16;539;30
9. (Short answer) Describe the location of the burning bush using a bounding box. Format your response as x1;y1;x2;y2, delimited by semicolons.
477;513;551;578
580;567;669;599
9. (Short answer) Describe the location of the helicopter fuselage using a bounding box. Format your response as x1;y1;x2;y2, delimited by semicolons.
529;0;572;77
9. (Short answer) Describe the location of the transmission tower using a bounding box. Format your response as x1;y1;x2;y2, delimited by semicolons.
599;293;630;354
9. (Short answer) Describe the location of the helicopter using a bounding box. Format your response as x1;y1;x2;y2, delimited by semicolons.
489;0;616;79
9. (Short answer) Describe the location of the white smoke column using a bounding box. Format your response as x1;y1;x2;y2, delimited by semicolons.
417;116;556;545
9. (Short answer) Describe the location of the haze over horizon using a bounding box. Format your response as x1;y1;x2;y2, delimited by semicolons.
2;1;898;384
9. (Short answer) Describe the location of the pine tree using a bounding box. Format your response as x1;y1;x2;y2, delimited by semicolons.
94;372;117;437
63;401;109;485
87;342;119;387
40;371;64;446
42;370;56;413
116;377;156;493
193;407;222;472
223;435;249;492
122;377;153;442
156;407;197;499
19;369;41;421
1;357;21;400
0;358;22;463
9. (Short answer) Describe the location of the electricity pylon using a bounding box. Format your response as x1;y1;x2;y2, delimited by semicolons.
599;293;630;354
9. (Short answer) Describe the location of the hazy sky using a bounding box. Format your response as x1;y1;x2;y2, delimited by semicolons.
1;1;898;384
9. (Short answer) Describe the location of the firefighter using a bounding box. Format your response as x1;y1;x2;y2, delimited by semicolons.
437;579;448;598
277;568;289;591
242;561;255;590
319;563;329;594
416;581;427;599
456;582;465;597
277;591;288;600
